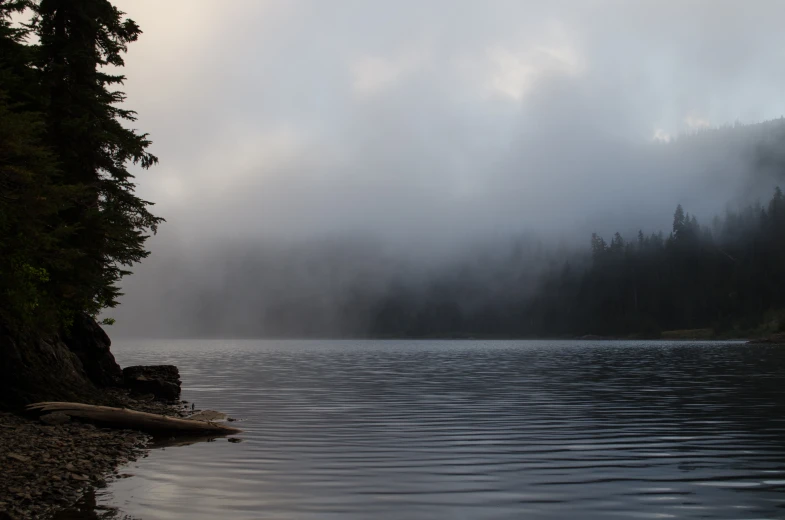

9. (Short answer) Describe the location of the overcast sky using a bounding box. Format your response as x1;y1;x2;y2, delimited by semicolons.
107;1;785;335
111;0;785;246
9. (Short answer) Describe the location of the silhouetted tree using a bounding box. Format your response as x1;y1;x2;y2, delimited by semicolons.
34;0;162;320
0;0;160;334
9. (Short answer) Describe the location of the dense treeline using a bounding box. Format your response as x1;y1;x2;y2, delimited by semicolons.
368;188;785;338
0;0;159;334
524;188;785;337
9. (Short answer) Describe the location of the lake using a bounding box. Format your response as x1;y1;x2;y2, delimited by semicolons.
95;339;785;519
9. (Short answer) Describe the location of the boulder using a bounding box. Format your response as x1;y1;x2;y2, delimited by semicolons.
123;365;181;401
63;314;123;387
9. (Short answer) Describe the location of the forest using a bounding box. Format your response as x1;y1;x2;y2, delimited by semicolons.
368;187;785;339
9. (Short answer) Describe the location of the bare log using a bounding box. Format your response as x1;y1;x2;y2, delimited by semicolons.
27;402;242;435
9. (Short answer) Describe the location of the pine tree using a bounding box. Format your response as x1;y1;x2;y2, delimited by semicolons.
33;0;163;319
672;204;685;239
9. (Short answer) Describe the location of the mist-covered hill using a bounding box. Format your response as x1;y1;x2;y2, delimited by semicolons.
112;119;785;338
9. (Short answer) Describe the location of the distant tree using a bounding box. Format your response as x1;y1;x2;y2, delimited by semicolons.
672;204;685;239
768;186;784;228
610;232;625;252
591;233;607;260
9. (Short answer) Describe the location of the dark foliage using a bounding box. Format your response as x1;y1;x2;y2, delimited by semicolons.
524;188;785;337
0;0;160;334
368;188;785;338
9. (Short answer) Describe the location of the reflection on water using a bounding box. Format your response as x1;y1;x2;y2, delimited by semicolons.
97;340;785;519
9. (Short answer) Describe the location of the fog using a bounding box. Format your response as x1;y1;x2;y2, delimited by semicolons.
108;0;785;337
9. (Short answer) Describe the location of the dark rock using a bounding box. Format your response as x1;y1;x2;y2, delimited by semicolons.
0;323;97;409
123;365;181;401
63;314;123;387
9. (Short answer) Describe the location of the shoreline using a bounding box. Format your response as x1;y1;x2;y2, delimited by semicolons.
0;390;187;520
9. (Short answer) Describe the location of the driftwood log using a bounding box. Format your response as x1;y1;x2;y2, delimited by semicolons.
27;402;242;435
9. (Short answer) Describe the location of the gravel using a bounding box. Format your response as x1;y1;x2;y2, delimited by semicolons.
0;390;189;519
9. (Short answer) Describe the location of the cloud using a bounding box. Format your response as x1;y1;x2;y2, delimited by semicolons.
351;51;430;95
105;0;785;335
483;43;585;101
653;129;672;143
684;113;711;130
109;0;785;241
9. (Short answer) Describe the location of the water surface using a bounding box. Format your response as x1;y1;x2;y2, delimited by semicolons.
102;339;785;519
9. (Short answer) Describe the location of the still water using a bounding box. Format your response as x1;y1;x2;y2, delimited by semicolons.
100;339;785;519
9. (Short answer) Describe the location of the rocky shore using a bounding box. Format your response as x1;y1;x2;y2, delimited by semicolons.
0;315;211;518
0;390;189;519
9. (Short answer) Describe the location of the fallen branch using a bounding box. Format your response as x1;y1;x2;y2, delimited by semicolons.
27;402;242;435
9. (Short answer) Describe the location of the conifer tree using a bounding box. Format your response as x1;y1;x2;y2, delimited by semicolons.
33;0;163;319
672;204;685;239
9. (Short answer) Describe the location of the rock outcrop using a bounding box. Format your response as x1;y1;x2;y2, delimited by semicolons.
123;365;181;401
0;325;95;410
63;314;123;387
0;314;186;411
0;315;122;410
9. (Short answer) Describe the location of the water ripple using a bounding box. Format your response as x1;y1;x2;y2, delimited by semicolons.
97;340;785;520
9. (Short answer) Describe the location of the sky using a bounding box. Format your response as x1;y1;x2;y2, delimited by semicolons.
107;0;785;336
